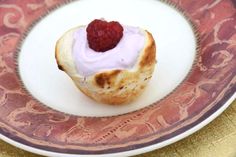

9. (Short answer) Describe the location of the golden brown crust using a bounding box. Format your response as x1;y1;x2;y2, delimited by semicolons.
94;70;121;88
139;31;156;68
55;27;156;105
55;40;63;70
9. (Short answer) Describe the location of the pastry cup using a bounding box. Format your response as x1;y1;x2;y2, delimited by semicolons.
55;26;156;105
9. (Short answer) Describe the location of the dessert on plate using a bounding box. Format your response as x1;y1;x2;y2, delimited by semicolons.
55;19;156;105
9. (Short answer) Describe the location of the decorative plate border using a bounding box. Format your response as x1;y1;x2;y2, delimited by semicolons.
0;0;235;155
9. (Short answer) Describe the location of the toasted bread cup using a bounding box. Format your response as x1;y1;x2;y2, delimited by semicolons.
55;26;156;105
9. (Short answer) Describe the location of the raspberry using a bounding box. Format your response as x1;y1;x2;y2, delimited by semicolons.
86;19;123;52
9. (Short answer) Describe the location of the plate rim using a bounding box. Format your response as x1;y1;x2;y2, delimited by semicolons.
1;93;235;157
0;0;236;156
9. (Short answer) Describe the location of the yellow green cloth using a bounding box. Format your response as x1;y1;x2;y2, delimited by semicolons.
0;100;235;157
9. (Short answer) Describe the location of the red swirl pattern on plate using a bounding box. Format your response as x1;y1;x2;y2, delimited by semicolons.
0;0;235;154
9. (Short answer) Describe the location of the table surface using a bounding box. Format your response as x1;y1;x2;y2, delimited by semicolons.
0;100;235;157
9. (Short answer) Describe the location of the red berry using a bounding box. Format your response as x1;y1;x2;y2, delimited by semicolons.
86;19;123;52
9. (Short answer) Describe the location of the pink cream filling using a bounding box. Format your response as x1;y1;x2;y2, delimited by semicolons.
72;26;145;76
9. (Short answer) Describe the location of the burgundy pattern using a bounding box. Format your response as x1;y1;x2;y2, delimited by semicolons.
0;0;235;154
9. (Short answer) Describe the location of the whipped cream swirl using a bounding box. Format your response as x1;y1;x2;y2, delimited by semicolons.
72;26;145;76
